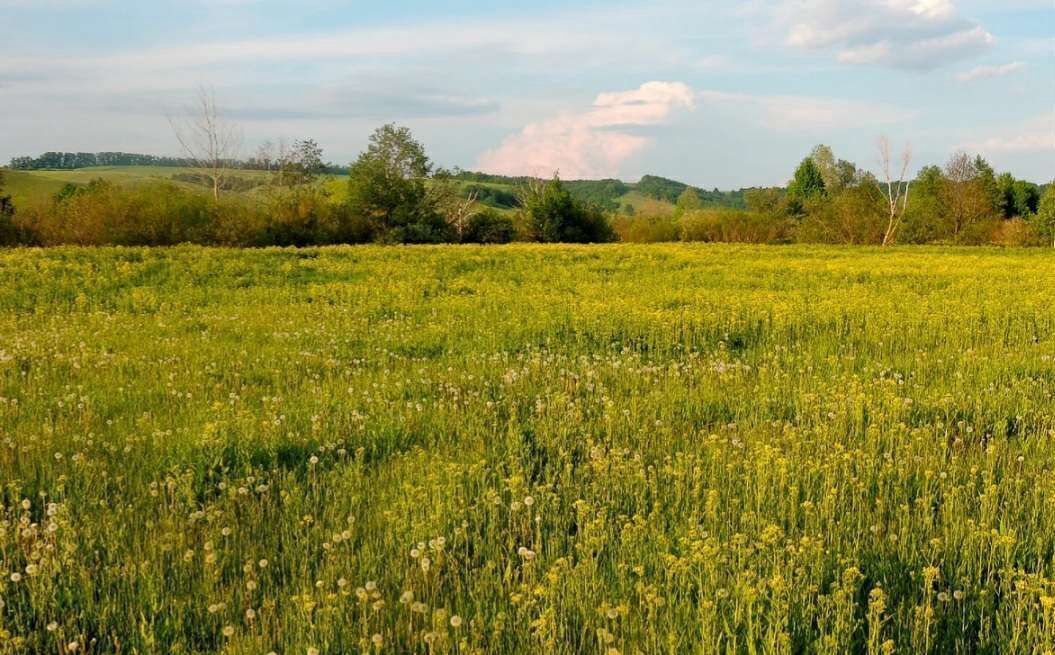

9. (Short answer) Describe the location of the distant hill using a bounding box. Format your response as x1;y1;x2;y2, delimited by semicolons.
3;160;762;214
452;171;755;213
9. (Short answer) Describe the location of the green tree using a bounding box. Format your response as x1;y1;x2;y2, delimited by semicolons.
900;165;945;243
346;124;451;243
278;139;325;186
1034;183;1055;247
787;157;827;214
519;175;614;243
674;187;702;214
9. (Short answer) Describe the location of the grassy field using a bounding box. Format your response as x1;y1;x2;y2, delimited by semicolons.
1;244;1055;654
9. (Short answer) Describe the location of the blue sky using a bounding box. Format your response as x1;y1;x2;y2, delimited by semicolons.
1;0;1052;187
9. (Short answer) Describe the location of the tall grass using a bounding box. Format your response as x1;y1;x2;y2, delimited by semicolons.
1;244;1054;654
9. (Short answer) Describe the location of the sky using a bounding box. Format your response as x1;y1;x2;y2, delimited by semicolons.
1;0;1052;188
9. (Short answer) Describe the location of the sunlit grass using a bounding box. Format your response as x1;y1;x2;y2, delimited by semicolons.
1;243;1054;654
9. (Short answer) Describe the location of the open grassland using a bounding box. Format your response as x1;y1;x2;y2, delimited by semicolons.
2;244;1055;654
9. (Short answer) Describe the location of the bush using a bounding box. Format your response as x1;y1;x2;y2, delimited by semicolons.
463;209;515;244
612;212;679;243
680;209;791;244
520;177;615;243
990;218;1044;247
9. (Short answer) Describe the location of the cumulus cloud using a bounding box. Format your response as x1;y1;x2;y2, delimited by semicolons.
954;61;1025;82
767;0;995;69
476;81;695;179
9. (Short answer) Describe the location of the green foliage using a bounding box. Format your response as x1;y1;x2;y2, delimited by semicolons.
0;170;19;246
679;208;792;243
346;124;451;243
461;183;518;210
612;211;679;243
519;176;614;243
1034;183;1055;245
674;187;702;214
276;139;326;186
637;174;691;203
462;208;516;244
787;157;827;212
798;178;886;245
997;173;1041;218
562;179;629;212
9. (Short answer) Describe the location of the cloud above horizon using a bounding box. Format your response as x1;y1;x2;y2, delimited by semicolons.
477;82;695;179
1;0;1052;185
766;0;995;69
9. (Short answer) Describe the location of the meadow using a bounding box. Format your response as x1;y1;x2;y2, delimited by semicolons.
1;244;1055;654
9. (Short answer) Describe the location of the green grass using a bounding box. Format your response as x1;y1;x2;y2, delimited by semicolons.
1;244;1055;654
3;167;340;210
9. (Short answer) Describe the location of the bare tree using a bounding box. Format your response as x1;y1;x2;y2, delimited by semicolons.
878;136;912;246
255;141;275;173
446;189;480;240
169;86;242;201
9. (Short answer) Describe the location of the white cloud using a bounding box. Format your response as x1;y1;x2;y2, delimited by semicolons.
477;82;695;179
961;113;1055;154
954;61;1025;82
767;0;995;69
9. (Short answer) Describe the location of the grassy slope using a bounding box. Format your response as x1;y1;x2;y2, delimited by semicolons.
1;245;1054;653
4;166;677;213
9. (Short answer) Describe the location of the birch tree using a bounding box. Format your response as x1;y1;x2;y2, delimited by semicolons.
878;136;912;246
169;87;242;201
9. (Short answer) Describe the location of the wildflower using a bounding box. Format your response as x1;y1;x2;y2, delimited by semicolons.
308;648;320;655
222;625;235;638
450;615;463;628
258;559;269;569
245;608;256;621
47;622;58;632
371;633;383;647
10;572;22;583
67;642;79;653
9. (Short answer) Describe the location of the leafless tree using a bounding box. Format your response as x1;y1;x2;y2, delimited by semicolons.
255;141;275;172
878;136;912;247
169;86;242;201
446;189;480;240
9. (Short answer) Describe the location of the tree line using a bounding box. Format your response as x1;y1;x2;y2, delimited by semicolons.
1;124;1053;248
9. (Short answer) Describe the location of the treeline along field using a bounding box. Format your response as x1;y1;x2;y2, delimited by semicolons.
2;244;1055;653
3;126;1054;249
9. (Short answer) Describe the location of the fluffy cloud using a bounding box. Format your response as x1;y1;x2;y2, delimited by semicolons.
769;0;994;69
954;61;1025;82
476;82;695;179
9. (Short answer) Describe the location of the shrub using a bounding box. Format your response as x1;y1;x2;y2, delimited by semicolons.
612;212;679;243
680;209;791;244
520;176;615;243
462;209;516;244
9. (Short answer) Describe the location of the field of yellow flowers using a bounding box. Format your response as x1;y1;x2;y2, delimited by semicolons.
1;244;1055;654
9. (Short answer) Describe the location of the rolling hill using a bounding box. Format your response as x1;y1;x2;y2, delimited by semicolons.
3;165;757;214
